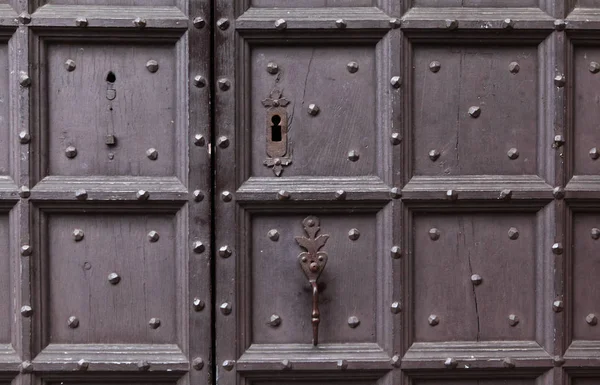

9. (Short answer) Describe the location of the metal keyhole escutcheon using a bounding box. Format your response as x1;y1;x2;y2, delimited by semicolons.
295;216;329;346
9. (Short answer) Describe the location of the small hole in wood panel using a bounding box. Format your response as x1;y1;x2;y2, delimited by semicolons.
106;71;116;83
271;115;282;142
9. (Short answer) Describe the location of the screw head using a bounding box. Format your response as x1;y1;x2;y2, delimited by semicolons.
18;186;30;199
428;314;440;326
147;230;159;243
468;106;481;118
348;228;360;241
136;189;149;200
18;12;31;24
347;316;360;328
75;17;88;27
266;62;279;74
267;229;279;241
269;314;281;327
193;190;205;202
335;190;346;200
391;301;402;314
502;18;514;29
108;272;121;285
148;318;161;329
308;103;320;116
18;131;31;144
146;60;159;73
217;136;230;148
218;78;231;91
445;19;458;30
193;16;206;29
508;227;519;240
277;190;290;200
19;72;31;87
428;228;440;240
133;17;146;28
429;61;441;73
429;149;440;161
444;357;458;368
508;61;520;74
75;189;88;200
390;76;401;88
552;242;563;255
274;18;287;30
21;245;32;256
146;148;158;160
193;241;205;254
20;361;33;373
553;186;565;199
446;189;458;201
20;305;33;317
77;359;89;371
347;61;359;73
553;300;564;312
217;18;230;30
65;146;78;159
508;314;519;326
503;357;516;368
192;357;204;370
471;274;482;285
592;228;600;240
222;360;235;371
554;19;566;31
591;62;600;74
220;302;232;315
221;191;233;202
65;59;76;72
335;19;347;28
554;74;566;87
391;246;402;259
219;245;232;258
67;316;79;328
348;150;359;162
390;132;401;145
73;229;85;242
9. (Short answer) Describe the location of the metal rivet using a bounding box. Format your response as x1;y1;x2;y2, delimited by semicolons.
218;78;231;91
552;242;563;255
347;61;359;73
468;106;481;118
147;231;159;243
506;147;519;160
428;314;439;326
192;357;204;370
146;148;158;160
193;190;205;202
389;18;401;29
77;359;89;371
391;301;402;314
146;60;159;73
586;313;598;325
390;132;401;145
219;245;232;258
18;12;31;24
67;316;79;328
277;190;290;200
471;274;482;285
503;357;516;368
267;229;279;241
553;187;565;200
75;189;88;200
508;227;519;240
446;189;458;201
136;189;149;200
391;246;402;259
391;354;401;367
217;136;230;148
222;360;235;371
590;62;600;74
133;17;146;28
509;62;520;73
21;245;32;256
499;189;513;200
553;300;564;312
445;19;458;30
337;359;348;370
193;241;205;254
390;76;401;88
274;19;287;30
429;228;440;240
220;302;232;315
554;74;566;87
65;59;76;72
194;75;206;88
217;18;230;30
75;17;88;27
554;19;566;31
308;104;320;116
73;229;84;242
429;61;441;73
348;228;360;241
335;190;346;200
335;19;347;28
553;135;565;149
348;316;360;328
193;134;206;147
221;191;233;202
20;305;33;317
19;72;31;87
148;318;161;329
193;298;205;311
193;17;206;29
108;272;121;285
281;359;292;370
591;228;600;240
105;135;116;146
444;357;458;368
390;187;401;199
348;150;359;162
137;361;150;371
589;147;600;160
267;62;279;74
554;356;566;367
19;186;30;199
65;146;78;159
269;314;281;327
20;361;33;373
429;149;440;161
508;314;519;326
502;18;514;29
19;131;31;144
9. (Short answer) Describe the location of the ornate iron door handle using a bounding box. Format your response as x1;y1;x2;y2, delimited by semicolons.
295;216;329;346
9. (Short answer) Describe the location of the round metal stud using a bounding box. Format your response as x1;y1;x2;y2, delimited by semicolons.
108;272;121;285
554;134;565;148
348;150;359;162
274;19;287;30
587;313;598;325
508;227;519;240
554;19;566;31
347;61;359;73
499;189;513;200
552;242;563;254
429;61;441;73
21;245;32;256
503;358;516;368
428;314;440;326
468;106;481;118
193;241;205;254
267;62;279;74
390;187;402;199
65;59;76;72
391;132;401;145
148;318;161;329
20;361;33;373
67;316;79;328
221;191;233;202
219;245;232;258
444;357;458;368
553;300;564;313
146;148;158;160
390;76;401;89
146;60;159;73
193;298;205;312
446;189;458;201
429;149;440;161
590;147;600;160
75;189;88;200
471;274;482;285
429;228;440;241
502;18;514;29
391;246;402;259
336;19;347;28
194;134;206;147
389;18;401;29
20;305;33;317
218;78;231;91
267;229;279;241
220;302;232;315
391;301;402;314
553;186;565;199
133;17;146;28
148;231;159;243
592;228;600;240
337;359;348;370
445;19;458;30
217;136;230;148
137;189;150;200
269;314;281;327
554;74;566;87
73;229;85;242
591;62;600;74
348;228;360;241
391;354;401;367
222;360;235;371
77;359;89;371
277;190;290;200
509;61;520;73
18;12;31;24
217;18;230;30
192;357;204;370
19;72;31;87
193;190;205;202
193;17;206;29
335;190;346;200
308;104;320;116
19;131;31;144
18;186;30;199
508;314;519;326
65;146;78;159
347;316;360;328
194;75;206;88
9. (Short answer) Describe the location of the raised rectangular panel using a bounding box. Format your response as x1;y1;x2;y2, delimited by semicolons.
250;46;377;178
0;42;10;176
0;214;11;344
45;43;178;177
412;212;536;342
412;45;538;176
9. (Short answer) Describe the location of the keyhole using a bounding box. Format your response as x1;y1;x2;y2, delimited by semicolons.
106;71;116;83
271;115;282;142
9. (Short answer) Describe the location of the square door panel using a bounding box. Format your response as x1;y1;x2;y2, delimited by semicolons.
44;213;177;345
412;45;538;176
0;214;11;344
413;212;536;342
45;43;178;177
250;45;377;178
251;214;377;344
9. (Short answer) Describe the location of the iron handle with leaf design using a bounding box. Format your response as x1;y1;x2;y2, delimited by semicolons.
295;216;329;346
